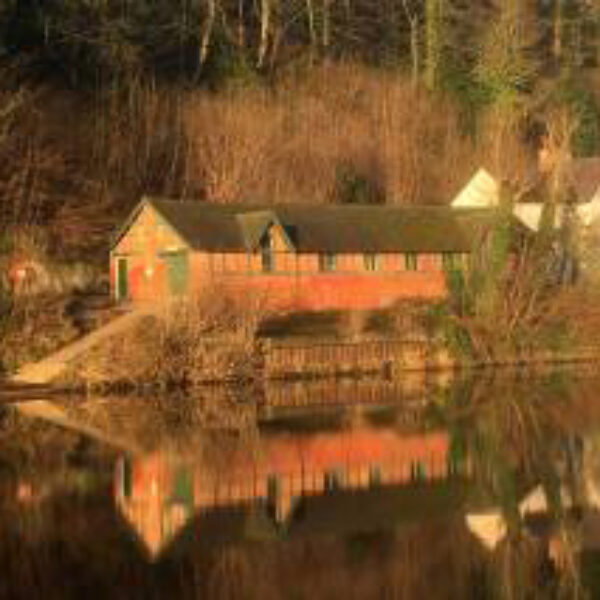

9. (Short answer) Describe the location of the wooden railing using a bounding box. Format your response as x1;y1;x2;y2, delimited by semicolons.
262;377;429;409
262;337;448;379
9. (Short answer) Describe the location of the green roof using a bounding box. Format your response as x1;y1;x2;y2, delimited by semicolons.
118;197;529;254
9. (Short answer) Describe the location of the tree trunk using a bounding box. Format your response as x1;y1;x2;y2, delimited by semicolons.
322;0;331;52
424;0;443;90
402;0;420;88
237;0;246;50
306;0;317;60
553;0;564;62
257;0;271;68
199;0;216;68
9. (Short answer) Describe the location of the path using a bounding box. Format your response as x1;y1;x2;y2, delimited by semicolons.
10;306;155;385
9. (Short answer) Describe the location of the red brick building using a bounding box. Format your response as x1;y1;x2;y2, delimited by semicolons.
110;197;516;310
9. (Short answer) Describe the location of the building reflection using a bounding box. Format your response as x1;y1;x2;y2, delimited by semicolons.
114;426;465;558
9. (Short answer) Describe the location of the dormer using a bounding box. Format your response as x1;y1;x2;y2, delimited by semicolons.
236;210;296;272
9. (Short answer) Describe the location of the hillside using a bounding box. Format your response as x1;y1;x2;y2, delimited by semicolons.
2;1;600;373
1;1;600;260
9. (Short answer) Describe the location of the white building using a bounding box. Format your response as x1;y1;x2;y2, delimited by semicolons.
451;159;600;232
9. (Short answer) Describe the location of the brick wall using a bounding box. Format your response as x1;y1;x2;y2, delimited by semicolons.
111;205;186;302
216;271;446;310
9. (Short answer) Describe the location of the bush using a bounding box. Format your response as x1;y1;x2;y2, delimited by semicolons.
202;28;258;90
1;295;79;373
184;64;480;206
334;161;384;204
555;81;600;157
68;287;271;387
438;198;566;360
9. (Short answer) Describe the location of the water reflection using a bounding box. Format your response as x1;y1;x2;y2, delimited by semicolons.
4;369;600;598
115;425;465;558
446;372;597;599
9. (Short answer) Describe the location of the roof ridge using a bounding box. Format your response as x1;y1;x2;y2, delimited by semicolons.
148;197;494;212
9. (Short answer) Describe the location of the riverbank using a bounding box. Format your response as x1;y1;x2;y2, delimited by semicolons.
53;330;600;393
6;293;600;390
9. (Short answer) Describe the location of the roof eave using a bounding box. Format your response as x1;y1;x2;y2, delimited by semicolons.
110;197;192;253
109;196;149;252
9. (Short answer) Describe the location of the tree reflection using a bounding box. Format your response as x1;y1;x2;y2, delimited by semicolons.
443;370;592;600
3;370;600;598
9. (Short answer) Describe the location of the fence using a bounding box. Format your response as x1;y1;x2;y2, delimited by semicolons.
261;339;600;381
262;338;453;380
262;377;429;409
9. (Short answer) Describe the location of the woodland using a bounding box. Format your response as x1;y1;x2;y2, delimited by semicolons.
2;2;600;373
0;0;600;254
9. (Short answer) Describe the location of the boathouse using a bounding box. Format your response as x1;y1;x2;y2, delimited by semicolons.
110;197;522;310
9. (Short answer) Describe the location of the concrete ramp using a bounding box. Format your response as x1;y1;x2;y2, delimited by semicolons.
11;308;154;385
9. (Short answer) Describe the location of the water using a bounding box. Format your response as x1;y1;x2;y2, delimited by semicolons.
1;368;600;599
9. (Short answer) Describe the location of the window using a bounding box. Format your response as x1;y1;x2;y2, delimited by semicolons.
369;465;382;487
267;475;281;501
410;461;426;482
442;252;461;271
319;253;337;272
261;236;273;273
120;458;133;499
405;253;418;271
447;457;460;477
363;253;380;271
171;468;193;504
324;469;344;492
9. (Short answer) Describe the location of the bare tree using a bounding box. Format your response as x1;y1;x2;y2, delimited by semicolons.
306;0;317;59
322;0;331;51
257;0;273;68
553;0;565;62
424;0;443;90
402;0;420;87
199;0;217;70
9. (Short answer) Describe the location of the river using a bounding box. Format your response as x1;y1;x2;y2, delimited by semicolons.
1;367;600;599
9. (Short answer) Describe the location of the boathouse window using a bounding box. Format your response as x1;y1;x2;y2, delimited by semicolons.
267;475;281;501
363;253;380;271
324;469;344;491
172;469;193;504
410;461;426;481
405;253;418;271
447;457;460;477
369;465;382;487
120;458;133;499
319;253;337;272
260;235;274;273
442;252;462;271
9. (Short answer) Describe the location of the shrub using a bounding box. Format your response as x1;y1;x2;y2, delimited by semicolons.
334;162;384;205
184;64;480;206
558;82;600;157
69;286;272;387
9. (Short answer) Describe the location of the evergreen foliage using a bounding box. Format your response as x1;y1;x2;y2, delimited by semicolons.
559;82;600;156
334;162;384;205
0;1;593;93
439;185;570;359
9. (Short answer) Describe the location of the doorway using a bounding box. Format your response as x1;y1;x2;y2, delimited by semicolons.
116;257;128;301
